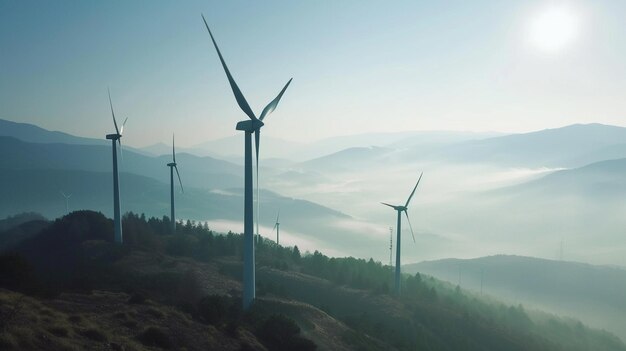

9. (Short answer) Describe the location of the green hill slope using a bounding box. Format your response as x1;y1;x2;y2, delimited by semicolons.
1;212;624;350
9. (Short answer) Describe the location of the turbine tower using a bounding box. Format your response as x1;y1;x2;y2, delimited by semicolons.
272;211;280;245
106;89;128;244
202;14;292;310
167;134;184;234
60;191;71;214
381;172;423;295
389;226;393;268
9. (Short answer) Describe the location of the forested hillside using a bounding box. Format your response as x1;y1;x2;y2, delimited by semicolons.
0;211;623;350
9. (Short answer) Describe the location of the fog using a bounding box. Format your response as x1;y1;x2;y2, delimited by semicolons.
193;127;626;268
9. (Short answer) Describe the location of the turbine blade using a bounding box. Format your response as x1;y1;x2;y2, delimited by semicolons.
405;172;423;207
120;117;128;136
272;222;277;232
172;134;176;163
175;165;184;193
108;88;120;135
118;139;123;161
276;210;280;223
380;202;396;209
201;14;257;121
404;210;416;244
259;78;293;121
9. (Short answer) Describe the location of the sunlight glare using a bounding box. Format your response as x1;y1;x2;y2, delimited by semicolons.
527;5;580;52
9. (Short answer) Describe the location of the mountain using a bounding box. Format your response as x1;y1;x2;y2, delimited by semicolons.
194;131;503;162
0;136;242;190
385;131;506;148
422;124;626;168
0;213;48;251
140;142;219;158
194;135;306;160
405;255;626;341
501;157;626;198
0;166;370;259
0;134;403;258
138;142;171;156
0;212;46;232
288;124;626;175
0;118;105;146
298;146;395;173
0;167;349;232
294;131;505;161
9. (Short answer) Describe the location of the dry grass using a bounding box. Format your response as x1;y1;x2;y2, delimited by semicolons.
254;297;388;351
0;288;262;350
0;243;389;350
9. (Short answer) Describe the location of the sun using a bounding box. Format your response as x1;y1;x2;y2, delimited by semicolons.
527;5;580;53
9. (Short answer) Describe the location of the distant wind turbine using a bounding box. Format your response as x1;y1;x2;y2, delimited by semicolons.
272;211;280;245
106;89;128;244
60;191;71;214
167;134;184;234
202;14;293;310
381;172;423;294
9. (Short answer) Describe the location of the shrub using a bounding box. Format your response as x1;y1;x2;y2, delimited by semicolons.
196;295;231;325
48;326;69;337
256;314;316;351
0;254;35;293
78;327;108;342
128;292;146;304
67;315;83;324
137;326;172;349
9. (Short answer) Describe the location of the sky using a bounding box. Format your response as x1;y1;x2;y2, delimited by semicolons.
1;0;625;147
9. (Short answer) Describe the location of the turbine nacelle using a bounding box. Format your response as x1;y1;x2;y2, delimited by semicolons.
106;133;122;140
167;162;177;167
381;202;407;212
236;119;264;132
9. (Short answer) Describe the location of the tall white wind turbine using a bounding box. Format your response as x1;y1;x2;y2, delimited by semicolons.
381;172;423;295
202;14;292;310
105;89;128;244
167;134;184;234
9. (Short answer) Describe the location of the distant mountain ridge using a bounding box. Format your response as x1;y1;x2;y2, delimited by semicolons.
424;123;626;168
0;118;104;146
0;168;351;246
405;255;626;341
191;130;505;161
0;136;242;190
299;146;395;173
499;156;626;198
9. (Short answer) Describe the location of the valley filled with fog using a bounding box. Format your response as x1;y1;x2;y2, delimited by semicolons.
140;123;626;266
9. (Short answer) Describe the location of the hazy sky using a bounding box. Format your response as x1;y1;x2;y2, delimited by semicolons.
1;0;625;147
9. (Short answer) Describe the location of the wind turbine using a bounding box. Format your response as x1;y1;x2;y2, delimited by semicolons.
105;89;128;244
272;211;280;245
202;14;293;310
167;134;184;234
60;191;71;214
381;172;423;295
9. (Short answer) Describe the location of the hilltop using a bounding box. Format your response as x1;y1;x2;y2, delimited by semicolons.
1;211;624;350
